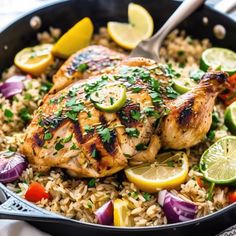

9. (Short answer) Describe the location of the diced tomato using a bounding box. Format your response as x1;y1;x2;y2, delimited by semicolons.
219;73;236;106
228;191;236;203
25;182;49;202
196;177;204;188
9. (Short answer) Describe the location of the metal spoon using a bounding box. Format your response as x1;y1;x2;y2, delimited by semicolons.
130;0;205;61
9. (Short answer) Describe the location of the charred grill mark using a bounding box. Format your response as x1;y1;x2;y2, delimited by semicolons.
117;102;140;128
73;121;84;144
98;114;117;155
33;133;44;147
178;98;195;126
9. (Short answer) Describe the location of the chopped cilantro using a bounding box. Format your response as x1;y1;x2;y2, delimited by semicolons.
167;160;175;167
132;86;142;93
143;192;151;201
207;130;215;141
4;109;13;118
40;82;53;94
70;143;79;150
143;107;158;117
150;78;160;92
77;63;89;72
131;110;141;121
97;127;111;143
44;132;52;140
162;64;181;78
19;108;32;122
131;191;139;200
150;91;163;105
87;111;92;118
166;86;179;99
62;134;73;143
24;93;32;100
65;111;78;121
55;108;62;117
84;124;94;133
55;142;64;151
88;178;96;188
91;148;97;158
125;128;140;138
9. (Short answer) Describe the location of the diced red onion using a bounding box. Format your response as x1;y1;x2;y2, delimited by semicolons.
0;75;26;98
0;151;28;183
158;190;197;223
95;200;113;225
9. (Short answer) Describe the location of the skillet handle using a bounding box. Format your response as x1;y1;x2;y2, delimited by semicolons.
0;183;65;223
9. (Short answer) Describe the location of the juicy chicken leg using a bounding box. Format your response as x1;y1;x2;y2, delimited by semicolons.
161;71;228;149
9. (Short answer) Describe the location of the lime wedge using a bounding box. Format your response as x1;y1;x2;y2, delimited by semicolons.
90;84;126;112
225;101;236;135
173;78;198;94
200;136;236;184
200;47;236;75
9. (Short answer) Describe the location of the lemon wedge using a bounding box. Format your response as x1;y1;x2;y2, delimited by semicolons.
125;152;189;193
107;3;154;49
113;199;134;227
52;17;94;59
14;44;53;76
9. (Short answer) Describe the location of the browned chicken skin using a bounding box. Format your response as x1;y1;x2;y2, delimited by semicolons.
20;47;228;178
50;45;126;93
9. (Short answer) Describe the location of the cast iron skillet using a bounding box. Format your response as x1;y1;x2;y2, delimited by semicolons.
0;0;235;235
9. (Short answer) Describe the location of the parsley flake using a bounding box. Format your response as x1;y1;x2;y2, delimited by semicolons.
125;128;140;138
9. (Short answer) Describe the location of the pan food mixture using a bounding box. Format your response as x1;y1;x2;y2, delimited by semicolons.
1;3;236;227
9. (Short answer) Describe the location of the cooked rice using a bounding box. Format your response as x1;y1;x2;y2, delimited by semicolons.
1;27;230;226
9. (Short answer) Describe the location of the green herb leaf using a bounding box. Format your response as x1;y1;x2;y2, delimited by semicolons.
135;143;147;151
55;142;64;151
131;110;141;121
97;127;111;143
88;178;96;188
125;128;140;138
65;111;78;121
166;86;179;99
40;82;53;94
77;63;89;72
70;143;79;150
62;134;73;143
167;160;175;167
84;124;94;133
44;132;52;140
143;192;151;201
4;109;13;118
19;107;32;122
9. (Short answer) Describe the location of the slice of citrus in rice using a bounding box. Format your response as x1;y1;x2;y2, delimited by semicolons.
113;199;134;227
107;3;154;49
224;101;236;135
125;152;189;193
200;136;236;184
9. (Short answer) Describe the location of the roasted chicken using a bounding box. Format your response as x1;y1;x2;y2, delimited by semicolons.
20;47;228;178
50;45;126;93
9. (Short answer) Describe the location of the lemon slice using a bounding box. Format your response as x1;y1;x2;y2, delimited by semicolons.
14;44;53;76
52;17;94;59
225;101;236;135
200;136;236;184
113;199;134;227
90;84;126;112
107;3;154;49
125;152;189;193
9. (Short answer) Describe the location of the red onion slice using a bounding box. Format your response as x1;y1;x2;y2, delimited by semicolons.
0;151;28;183
158;190;197;223
95;200;113;225
0;75;26;98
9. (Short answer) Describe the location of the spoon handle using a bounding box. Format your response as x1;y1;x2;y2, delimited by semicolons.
149;0;205;49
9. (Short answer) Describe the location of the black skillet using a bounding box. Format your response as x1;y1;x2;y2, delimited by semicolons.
0;0;235;235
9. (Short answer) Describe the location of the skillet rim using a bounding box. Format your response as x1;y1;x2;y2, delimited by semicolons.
0;0;235;231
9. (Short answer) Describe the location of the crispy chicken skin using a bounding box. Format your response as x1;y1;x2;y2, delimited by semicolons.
160;71;228;149
50;45;126;93
21;47;228;178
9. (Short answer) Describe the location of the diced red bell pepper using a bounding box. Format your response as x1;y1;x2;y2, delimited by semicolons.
228;191;236;203
25;182;49;202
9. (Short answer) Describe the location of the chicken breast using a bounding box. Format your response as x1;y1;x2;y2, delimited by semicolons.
21;52;228;178
50;45;126;93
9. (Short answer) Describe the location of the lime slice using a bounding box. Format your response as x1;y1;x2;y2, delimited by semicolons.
52;17;93;59
90;84;126;112
125;152;189;193
200;136;236;184
225;101;236;135
107;3;154;49
14;44;53;76
173;78;198;94
200;47;236;75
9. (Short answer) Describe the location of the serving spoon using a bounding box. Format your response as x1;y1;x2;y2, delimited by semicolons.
130;0;205;61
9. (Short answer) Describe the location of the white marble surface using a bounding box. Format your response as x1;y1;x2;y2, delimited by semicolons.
0;0;235;235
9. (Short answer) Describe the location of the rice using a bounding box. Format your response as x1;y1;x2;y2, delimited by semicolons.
0;27;230;227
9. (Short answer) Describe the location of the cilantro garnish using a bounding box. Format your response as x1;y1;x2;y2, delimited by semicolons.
131;110;141;121
4;109;13;118
55;142;64;151
18;107;32;122
44;132;52;141
97;127;111;143
77;63;89;72
88;178;96;188
125;128;140;138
